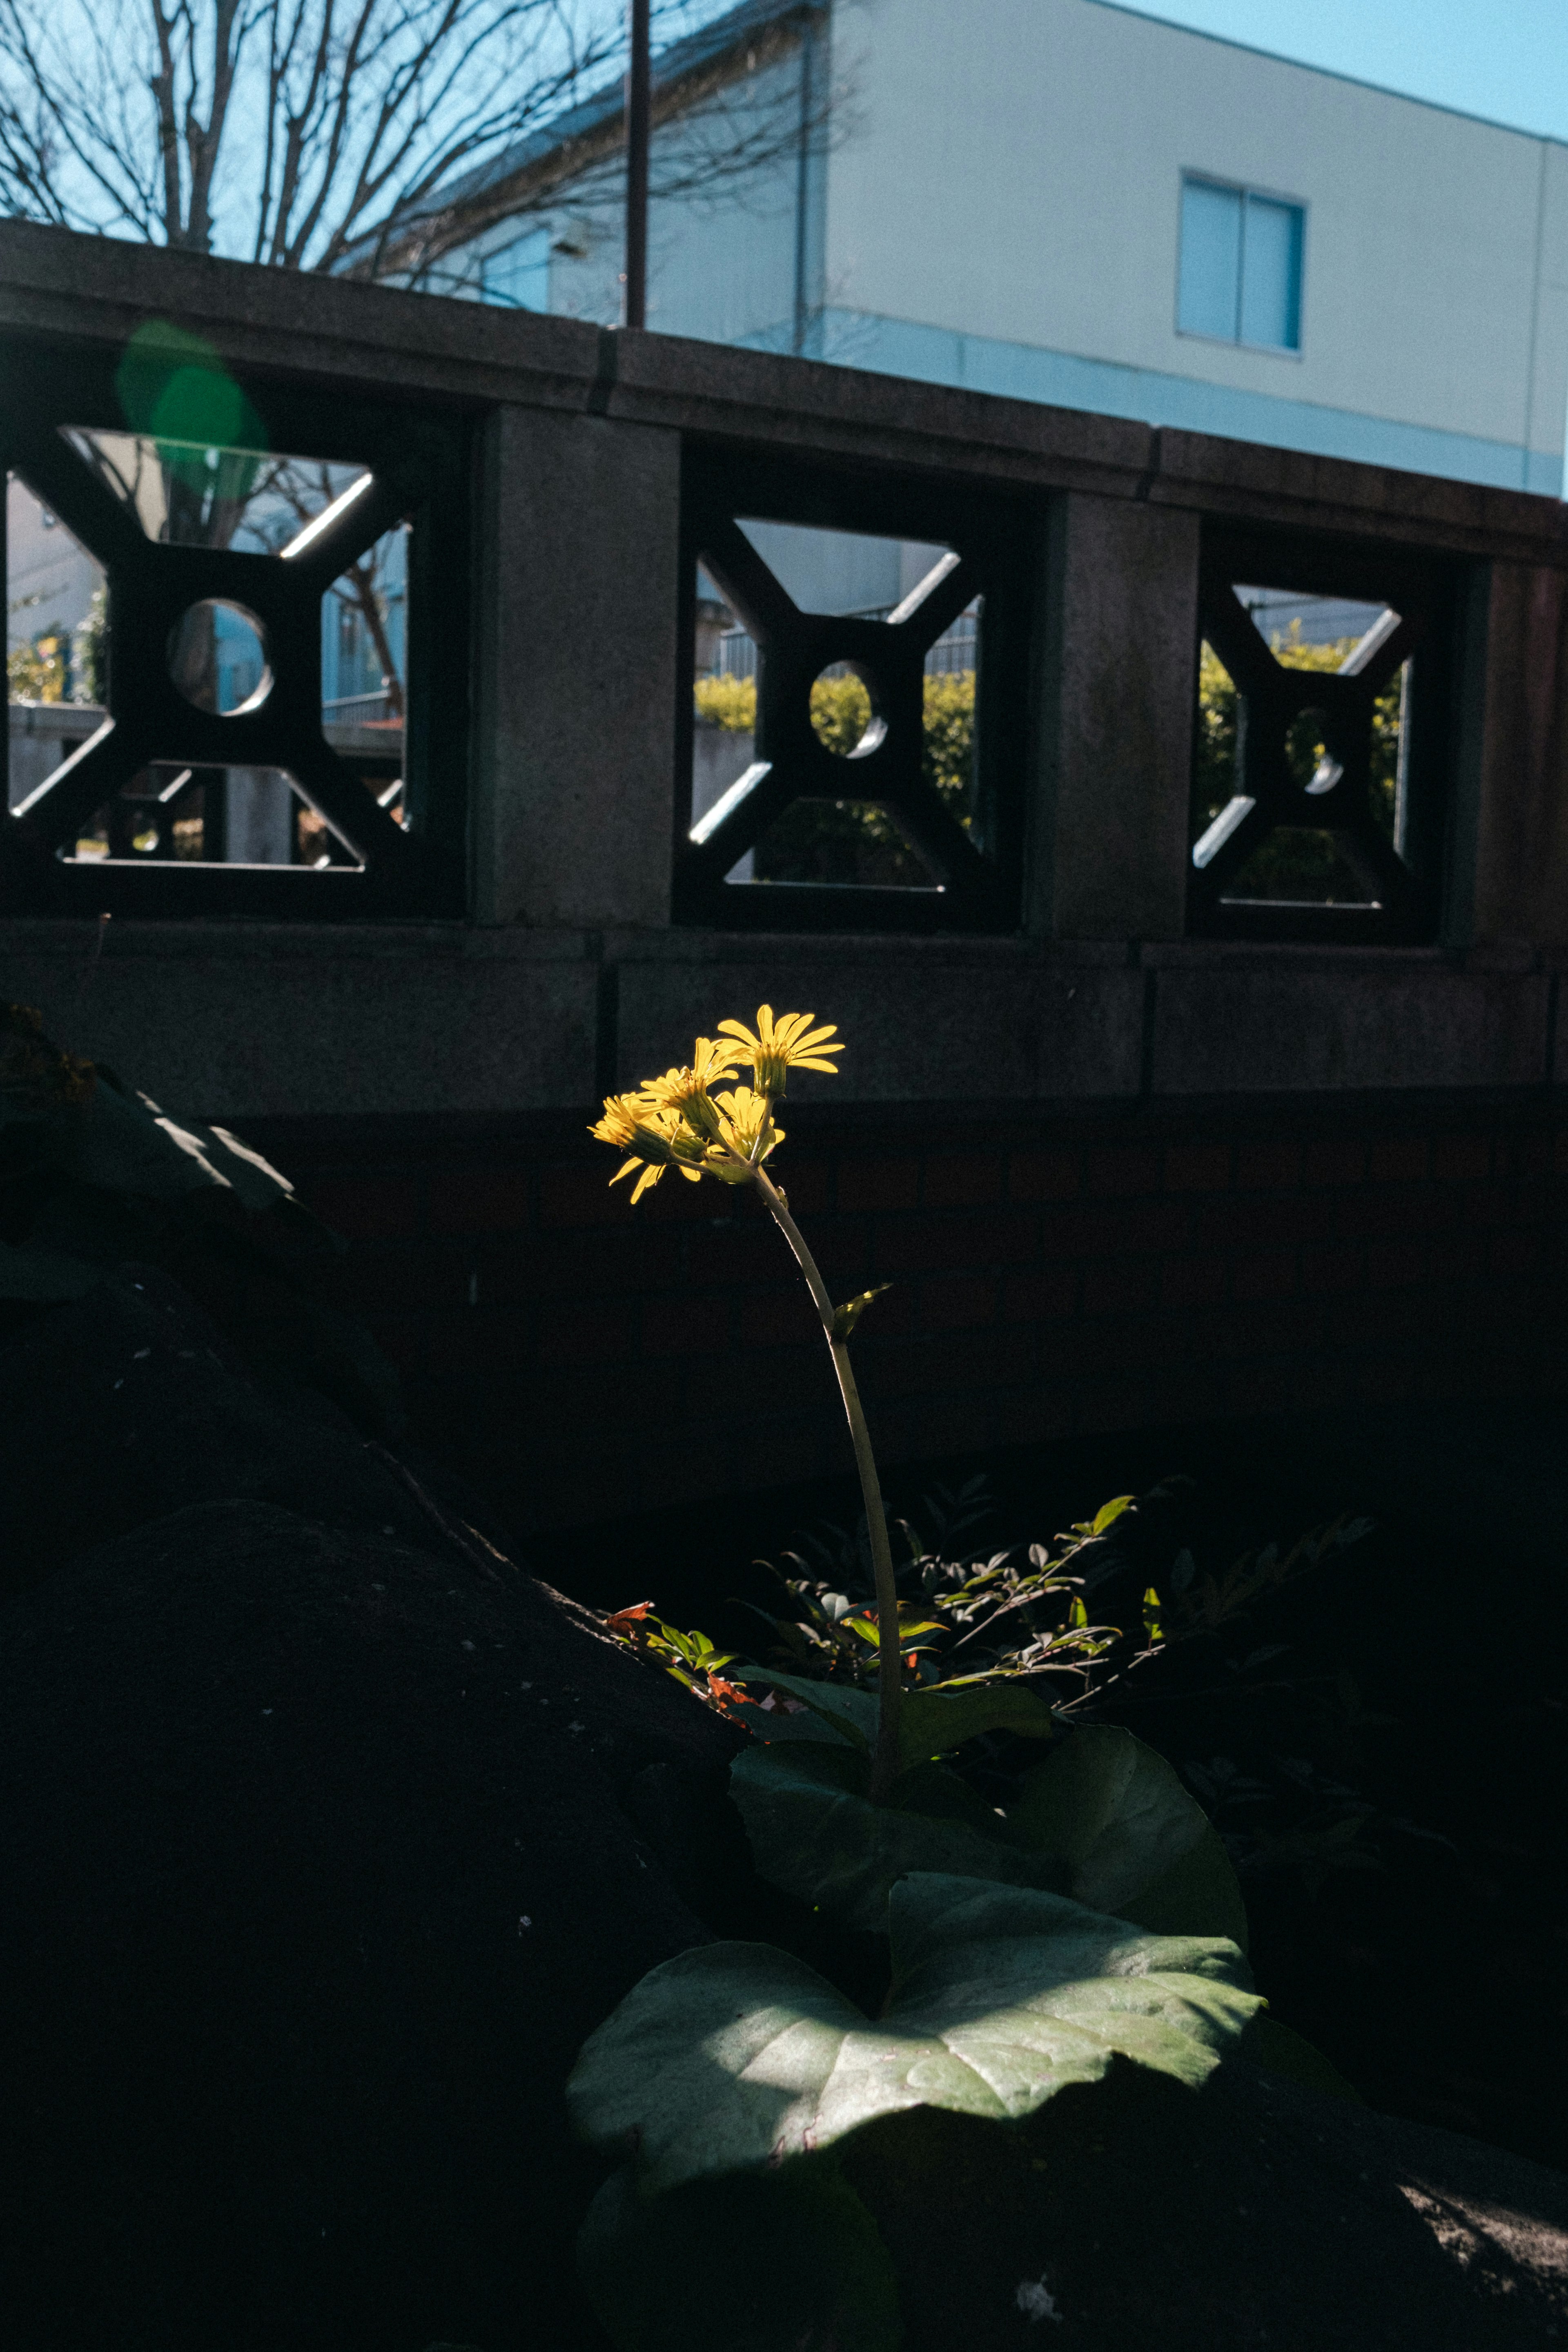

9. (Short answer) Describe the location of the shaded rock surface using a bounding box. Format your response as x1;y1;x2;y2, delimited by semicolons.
0;1270;744;2350
843;2057;1568;2350
0;1265;450;1590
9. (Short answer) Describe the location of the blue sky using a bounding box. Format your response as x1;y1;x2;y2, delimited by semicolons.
1105;0;1568;142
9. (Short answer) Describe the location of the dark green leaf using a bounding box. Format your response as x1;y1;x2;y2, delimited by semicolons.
1238;2013;1362;2103
1007;1726;1249;1951
898;1679;1057;1764
577;2156;902;2352
730;1742;1070;1931
568;1873;1260;2196
736;1669;874;1750
738;1669;1057;1775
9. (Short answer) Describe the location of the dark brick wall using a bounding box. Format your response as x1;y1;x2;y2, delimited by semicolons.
241;1092;1568;1531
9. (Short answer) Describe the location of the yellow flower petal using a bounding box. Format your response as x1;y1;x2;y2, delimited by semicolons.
713;1007;842;1098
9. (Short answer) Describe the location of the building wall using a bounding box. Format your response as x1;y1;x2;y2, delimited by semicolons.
434;43;805;344
422;2;1568;491
6;476;100;648
821;0;1568;491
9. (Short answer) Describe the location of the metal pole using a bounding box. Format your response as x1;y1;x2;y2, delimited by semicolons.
623;0;650;330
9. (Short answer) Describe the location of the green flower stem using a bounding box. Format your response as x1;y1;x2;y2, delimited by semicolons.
752;1164;902;1805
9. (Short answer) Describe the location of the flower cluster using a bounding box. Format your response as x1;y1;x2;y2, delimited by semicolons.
589;1006;842;1203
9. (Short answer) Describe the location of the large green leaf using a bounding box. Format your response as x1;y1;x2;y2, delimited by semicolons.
731;1723;1247;1948
1008;1726;1249;1951
578;2156;902;2352
568;1872;1260;2198
730;1742;1069;1931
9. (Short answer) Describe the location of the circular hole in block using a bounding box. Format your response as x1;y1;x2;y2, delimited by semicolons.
167;599;272;715
809;662;887;758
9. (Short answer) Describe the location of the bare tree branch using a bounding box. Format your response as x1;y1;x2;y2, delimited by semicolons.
0;0;843;295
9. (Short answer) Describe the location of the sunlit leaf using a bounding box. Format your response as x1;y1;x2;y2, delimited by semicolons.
568;1873;1260;2198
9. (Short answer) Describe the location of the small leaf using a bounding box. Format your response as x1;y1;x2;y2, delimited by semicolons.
1170;1548;1196;1595
568;1873;1260;2197
736;1669;875;1751
1091;1494;1135;1536
831;1283;892;1342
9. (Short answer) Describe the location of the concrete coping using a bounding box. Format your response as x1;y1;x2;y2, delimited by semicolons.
4;219;1568;564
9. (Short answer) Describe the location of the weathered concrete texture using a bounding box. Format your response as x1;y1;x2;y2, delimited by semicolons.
0;217;605;417
612;938;1145;1102
0;921;599;1118
1151;422;1568;564
1148;949;1551;1095
1033;494;1198;942
473;406;684;929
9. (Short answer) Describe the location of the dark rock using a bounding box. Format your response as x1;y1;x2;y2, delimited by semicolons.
0;1265;443;1592
842;2054;1568;2349
0;1496;742;2350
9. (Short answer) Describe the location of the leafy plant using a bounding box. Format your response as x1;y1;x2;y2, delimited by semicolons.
7;626;69;701
745;1486;1137;1697
570;1871;1259;2349
575;1007;1298;2347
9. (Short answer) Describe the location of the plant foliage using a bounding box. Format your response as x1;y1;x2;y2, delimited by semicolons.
570;1870;1259;2191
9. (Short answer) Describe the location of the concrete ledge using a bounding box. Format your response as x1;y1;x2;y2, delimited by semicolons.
6;220;1568;560
1150;953;1551;1095
612;942;1145;1102
2;916;1557;1122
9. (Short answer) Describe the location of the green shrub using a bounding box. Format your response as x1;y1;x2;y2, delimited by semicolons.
694;670;976;813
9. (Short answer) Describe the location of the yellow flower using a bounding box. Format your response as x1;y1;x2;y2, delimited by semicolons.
715;1006;843;1097
636;1035;746;1142
588;1094;704;1203
708;1085;782;1177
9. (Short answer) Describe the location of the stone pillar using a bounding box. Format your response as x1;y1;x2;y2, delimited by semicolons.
471;403;683;929
1459;560;1568;949
1027;493;1199;942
